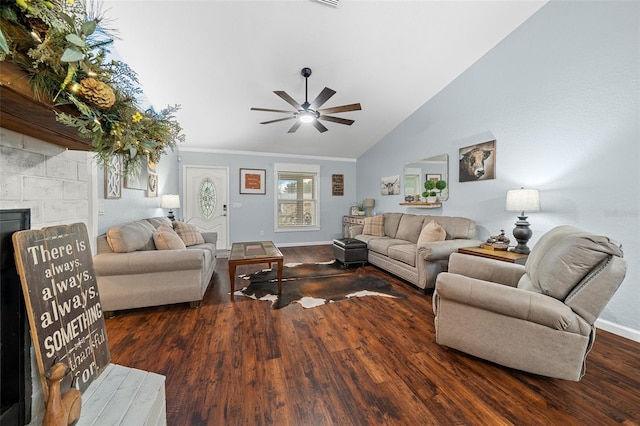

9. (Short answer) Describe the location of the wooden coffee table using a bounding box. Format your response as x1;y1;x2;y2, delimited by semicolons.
228;241;284;300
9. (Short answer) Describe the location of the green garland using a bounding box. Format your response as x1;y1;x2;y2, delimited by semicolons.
0;0;185;175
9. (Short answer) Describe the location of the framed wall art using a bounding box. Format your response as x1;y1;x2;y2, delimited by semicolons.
104;155;122;199
147;172;158;198
240;168;266;194
123;166;148;190
332;174;344;196
380;175;400;195
459;140;496;182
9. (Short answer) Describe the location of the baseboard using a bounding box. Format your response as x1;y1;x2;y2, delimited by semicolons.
277;240;334;248
595;318;640;343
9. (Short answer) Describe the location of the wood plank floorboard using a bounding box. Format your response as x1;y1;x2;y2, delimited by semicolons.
104;245;640;425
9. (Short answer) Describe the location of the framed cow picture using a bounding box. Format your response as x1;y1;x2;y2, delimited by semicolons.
459;140;496;182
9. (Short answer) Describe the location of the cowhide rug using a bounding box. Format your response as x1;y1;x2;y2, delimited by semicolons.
235;261;406;309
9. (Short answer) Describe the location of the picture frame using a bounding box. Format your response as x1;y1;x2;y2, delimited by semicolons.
426;173;441;182
380;175;400;195
104;155;122;199
332;174;344;196
123;166;148;190
459;140;496;182
147;172;158;198
240;168;266;194
350;206;359;216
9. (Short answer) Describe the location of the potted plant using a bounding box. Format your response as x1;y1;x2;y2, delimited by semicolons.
435;180;447;201
422;180;437;203
356;203;366;215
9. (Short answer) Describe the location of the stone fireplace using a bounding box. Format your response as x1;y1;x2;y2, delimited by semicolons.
0;127;94;425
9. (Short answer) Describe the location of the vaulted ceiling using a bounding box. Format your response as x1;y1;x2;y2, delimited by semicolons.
103;0;547;159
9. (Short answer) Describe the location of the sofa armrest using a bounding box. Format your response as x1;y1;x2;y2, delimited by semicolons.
418;239;483;261
447;252;525;287
201;231;218;245
435;273;583;332
94;249;203;276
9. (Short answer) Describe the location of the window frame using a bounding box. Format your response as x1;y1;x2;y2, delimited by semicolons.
274;163;321;232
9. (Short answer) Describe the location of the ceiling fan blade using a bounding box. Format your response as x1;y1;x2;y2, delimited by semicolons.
312;120;328;133
251;107;295;114
287;121;302;133
318;115;355;126
274;91;303;110
260;116;296;125
318;103;362;115
310;87;336;110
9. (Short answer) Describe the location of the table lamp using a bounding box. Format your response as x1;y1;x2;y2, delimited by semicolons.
505;188;540;254
363;198;375;216
160;194;181;221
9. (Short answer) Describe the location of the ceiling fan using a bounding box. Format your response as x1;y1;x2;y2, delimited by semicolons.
251;67;362;133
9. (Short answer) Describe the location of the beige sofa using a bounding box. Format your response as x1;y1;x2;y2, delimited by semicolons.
353;213;482;290
433;225;626;380
93;217;217;314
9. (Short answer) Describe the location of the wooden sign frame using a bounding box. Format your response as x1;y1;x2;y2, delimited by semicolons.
12;223;110;399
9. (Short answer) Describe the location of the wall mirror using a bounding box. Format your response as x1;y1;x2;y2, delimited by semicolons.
404;154;449;201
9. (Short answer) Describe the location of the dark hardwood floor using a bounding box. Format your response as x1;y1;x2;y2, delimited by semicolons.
104;245;640;425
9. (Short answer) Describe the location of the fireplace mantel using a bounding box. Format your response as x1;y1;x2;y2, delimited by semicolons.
0;61;91;151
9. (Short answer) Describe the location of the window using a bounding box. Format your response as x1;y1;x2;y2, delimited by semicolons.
274;163;320;231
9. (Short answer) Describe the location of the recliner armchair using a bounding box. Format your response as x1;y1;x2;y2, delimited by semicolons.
432;225;626;381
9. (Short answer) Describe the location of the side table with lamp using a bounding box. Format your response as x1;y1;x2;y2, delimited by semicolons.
160;194;181;221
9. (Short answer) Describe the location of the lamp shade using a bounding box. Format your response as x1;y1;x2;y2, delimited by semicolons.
506;188;540;213
160;194;181;209
363;198;375;208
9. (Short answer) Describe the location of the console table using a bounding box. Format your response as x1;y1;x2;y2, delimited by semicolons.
458;247;528;265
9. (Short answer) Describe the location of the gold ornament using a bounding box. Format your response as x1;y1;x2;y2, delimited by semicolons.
78;78;116;109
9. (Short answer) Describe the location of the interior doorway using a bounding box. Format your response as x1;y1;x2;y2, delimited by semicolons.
183;166;229;250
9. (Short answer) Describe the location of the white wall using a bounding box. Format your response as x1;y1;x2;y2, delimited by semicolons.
356;1;640;334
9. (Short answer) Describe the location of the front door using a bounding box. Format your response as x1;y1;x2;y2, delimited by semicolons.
183;166;229;250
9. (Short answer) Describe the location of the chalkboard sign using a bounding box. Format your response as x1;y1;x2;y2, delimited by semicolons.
12;223;110;398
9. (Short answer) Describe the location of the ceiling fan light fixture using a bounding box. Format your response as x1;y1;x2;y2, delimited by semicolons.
298;110;318;123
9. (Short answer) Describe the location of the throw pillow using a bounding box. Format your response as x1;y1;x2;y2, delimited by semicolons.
106;220;156;253
173;221;205;246
363;215;385;237
153;225;186;250
417;220;446;246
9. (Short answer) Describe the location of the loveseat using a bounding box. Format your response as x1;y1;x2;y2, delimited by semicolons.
93;217;217;314
352;213;482;290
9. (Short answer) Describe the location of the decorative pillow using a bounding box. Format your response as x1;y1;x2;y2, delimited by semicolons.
146;216;172;229
348;225;364;238
153;225;186;250
417;220;446;246
363;215;385;237
107;220;156;253
173;221;205;246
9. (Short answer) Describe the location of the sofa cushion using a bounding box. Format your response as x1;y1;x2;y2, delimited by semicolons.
173;221;205;246
145;216;172;229
395;214;425;243
368;238;412;256
417;220;447;246
363;215;385;236
383;213;403;238
154;225;187;250
107;220;156;253
518;225;624;300
387;244;417;267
